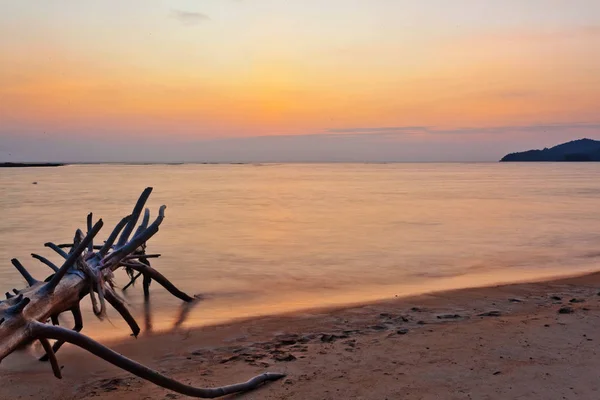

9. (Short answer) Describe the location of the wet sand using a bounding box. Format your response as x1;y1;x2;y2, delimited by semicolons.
1;272;599;399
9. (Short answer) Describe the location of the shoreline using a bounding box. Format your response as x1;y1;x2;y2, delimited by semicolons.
74;265;600;342
101;268;600;347
2;269;599;399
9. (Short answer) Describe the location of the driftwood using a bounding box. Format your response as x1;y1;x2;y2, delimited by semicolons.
0;188;284;397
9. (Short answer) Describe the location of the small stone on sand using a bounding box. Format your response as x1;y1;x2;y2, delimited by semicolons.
437;314;461;319
370;325;388;331
274;353;296;362
509;298;523;303
478;311;502;317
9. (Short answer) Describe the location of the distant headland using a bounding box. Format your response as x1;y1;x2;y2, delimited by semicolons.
500;138;600;162
0;162;65;168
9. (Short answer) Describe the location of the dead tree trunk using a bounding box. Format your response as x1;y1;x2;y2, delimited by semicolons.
0;188;284;397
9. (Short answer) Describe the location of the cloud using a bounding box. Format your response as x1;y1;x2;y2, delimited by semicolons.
171;9;210;25
443;122;600;135
327;126;429;134
2;122;599;163
325;122;600;137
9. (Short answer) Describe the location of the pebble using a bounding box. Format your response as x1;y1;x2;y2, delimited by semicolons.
558;306;574;314
275;333;301;344
397;329;409;335
436;314;461;319
478;311;502;317
370;325;388;331
509;298;523;303
278;338;297;345
219;355;240;364
274;353;296;362
320;334;344;343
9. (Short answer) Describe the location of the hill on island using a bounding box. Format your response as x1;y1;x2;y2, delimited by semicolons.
500;138;600;162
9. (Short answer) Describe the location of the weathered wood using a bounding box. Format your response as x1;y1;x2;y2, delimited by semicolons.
39;338;62;379
0;188;284;398
10;259;38;286
30;321;285;398
31;254;60;273
40;305;83;361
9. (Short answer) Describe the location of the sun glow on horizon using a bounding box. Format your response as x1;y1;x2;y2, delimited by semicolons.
1;1;599;161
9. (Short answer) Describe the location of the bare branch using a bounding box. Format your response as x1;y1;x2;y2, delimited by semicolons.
44;219;104;293
94;281;107;318
123;261;194;302
30;322;285;397
104;291;140;337
57;242;95;250
122;254;161;261
44;243;69;259
40;306;83;361
10;258;38;286
31;253;60;273
71;229;84;255
117;187;153;248
104;206;166;267
122;271;142;291
133;208;151;239
6;295;30;314
87;213;94;253
98;215;132;257
88;286;102;317
39;338;62;379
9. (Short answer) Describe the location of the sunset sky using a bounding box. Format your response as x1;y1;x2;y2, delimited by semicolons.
1;0;599;162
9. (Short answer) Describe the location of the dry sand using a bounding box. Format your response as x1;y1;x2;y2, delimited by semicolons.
1;272;600;399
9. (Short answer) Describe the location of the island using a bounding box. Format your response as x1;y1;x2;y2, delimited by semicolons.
500;138;600;162
0;162;64;168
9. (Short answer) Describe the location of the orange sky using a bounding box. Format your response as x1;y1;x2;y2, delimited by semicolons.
1;1;599;161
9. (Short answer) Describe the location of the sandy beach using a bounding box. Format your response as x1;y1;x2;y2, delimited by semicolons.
1;272;599;399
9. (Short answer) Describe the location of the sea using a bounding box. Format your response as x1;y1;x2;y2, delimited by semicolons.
1;163;599;339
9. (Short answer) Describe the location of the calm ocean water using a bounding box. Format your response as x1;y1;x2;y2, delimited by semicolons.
1;163;600;339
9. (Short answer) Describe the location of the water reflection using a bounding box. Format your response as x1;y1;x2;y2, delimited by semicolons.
143;297;153;334
172;299;202;331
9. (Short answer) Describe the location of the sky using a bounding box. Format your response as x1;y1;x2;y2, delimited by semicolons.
1;0;599;162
